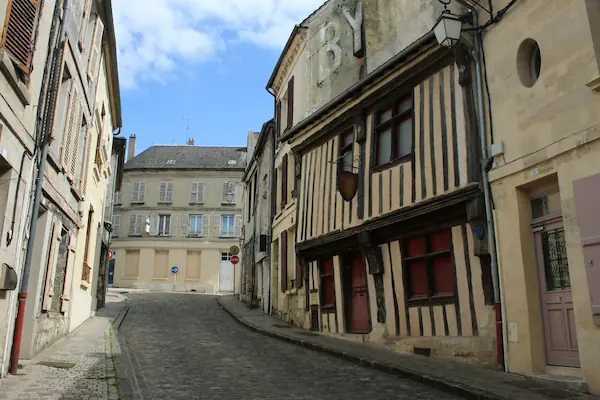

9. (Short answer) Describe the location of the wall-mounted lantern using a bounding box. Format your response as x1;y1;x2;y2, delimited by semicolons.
433;0;463;47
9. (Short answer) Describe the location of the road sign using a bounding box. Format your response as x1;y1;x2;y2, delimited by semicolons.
171;266;179;274
229;245;240;255
108;249;114;260
230;255;240;265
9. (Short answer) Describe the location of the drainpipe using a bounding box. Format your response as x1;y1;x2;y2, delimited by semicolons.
266;87;276;315
455;0;505;370
9;0;70;375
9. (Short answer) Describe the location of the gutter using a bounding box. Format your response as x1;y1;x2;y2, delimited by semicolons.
98;0;122;128
278;31;436;144
266;25;301;91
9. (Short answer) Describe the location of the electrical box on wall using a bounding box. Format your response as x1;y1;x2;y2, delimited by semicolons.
0;263;17;291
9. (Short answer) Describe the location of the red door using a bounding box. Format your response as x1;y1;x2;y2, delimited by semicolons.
350;254;371;333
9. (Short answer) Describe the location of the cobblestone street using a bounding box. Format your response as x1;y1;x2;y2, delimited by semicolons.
119;292;461;400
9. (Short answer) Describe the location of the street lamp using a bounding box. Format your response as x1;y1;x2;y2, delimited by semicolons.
433;9;463;47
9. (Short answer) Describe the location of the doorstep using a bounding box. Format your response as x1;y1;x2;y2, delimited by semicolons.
218;296;598;400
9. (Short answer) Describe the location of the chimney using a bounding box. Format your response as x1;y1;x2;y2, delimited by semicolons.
187;138;195;146
127;134;136;162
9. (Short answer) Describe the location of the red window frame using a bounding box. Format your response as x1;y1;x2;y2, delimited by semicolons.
320;259;335;309
374;94;414;168
403;229;455;304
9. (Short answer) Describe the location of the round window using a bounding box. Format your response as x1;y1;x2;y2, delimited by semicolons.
517;39;542;87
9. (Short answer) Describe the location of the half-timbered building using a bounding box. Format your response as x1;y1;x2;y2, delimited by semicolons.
278;0;498;366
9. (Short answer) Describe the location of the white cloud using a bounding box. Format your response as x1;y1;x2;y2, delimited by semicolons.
113;0;326;89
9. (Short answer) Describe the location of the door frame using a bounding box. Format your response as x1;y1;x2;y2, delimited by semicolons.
341;251;372;334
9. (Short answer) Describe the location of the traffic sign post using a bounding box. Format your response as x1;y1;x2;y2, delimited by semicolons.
171;266;179;291
229;245;240;256
230;255;239;265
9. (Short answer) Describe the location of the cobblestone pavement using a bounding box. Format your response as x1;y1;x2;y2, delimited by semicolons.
0;297;126;400
119;293;461;400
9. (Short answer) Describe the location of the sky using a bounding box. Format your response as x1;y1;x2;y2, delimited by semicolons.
112;0;326;156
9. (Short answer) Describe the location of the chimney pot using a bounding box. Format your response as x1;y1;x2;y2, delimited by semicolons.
187;138;195;146
127;134;136;162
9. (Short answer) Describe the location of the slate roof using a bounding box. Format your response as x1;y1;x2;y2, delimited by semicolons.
124;145;247;170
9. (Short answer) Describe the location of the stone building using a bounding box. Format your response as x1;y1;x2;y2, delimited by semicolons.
485;0;600;393
241;121;275;311
111;139;246;294
0;0;122;374
268;0;501;367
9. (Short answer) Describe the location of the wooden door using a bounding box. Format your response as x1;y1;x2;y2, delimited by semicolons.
350;254;371;333
534;220;580;367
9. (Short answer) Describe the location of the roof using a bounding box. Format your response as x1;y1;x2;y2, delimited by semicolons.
242;119;274;181
124;145;248;170
97;0;122;128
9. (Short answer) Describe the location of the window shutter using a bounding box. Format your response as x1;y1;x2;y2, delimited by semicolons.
42;221;61;311
190;182;198;203
166;182;173;202
214;214;221;237
114;191;121;204
231;184;236;203
61;84;80;173
286;77;294;130
137;215;145;235
159;181;167;202
138;181;146;202
281;231;288;292
1;0;40;76
222;182;230;202
281;155;288;208
295;257;303;288
170;215;178;236
181;215;189;236
78;0;91;49
129;215;137;236
61;232;77;313
234;215;242;238
87;16;104;83
112;215;120;237
132;182;139;202
68;99;84;181
293;156;301;198
271;168;278;219
202;215;209;237
276;100;282;138
198;183;205;203
81;129;92;195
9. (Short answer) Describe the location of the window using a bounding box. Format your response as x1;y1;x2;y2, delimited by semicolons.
189;215;204;236
375;95;413;167
78;122;92;195
286;76;295;130
132;181;145;203
113;191;122;204
190;182;204;203
339;131;354;173
157;215;171;236
280;154;288;208
0;0;41;81
221;252;232;261
276;100;282;138
159;181;173;203
166;160;176;165
128;215;144;236
517;38;542;88
403;229;455;303
111;215;121;237
222;182;236;203
221;215;235;237
320;259;335;308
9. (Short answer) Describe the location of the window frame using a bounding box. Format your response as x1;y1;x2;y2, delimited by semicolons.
221;214;235;237
402;229;456;306
157;214;171;236
372;92;415;171
319;258;336;311
189;215;203;237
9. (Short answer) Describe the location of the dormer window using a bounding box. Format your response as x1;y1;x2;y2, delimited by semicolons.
166;160;176;165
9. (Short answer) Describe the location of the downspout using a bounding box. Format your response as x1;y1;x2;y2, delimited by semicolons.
455;0;505;370
266;87;276;314
10;0;70;375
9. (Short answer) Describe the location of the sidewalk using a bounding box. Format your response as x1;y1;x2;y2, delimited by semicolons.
218;296;598;400
0;294;129;400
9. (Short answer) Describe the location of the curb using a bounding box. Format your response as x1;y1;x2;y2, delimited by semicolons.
218;297;501;400
108;302;141;400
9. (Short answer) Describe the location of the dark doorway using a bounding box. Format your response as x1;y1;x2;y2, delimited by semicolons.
343;253;371;333
108;258;115;286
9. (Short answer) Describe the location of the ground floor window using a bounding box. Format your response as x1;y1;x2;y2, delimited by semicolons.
221;252;232;261
320;259;335;308
403;229;455;303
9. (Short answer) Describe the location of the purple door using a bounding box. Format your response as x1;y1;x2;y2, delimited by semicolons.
533;219;580;367
350;255;371;333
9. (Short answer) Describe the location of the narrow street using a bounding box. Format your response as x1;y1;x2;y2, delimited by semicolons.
119;293;460;400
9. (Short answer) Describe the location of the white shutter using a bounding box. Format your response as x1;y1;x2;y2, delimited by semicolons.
81;129;92;195
181;215;189;236
114;191;121;204
201;215;209;237
234;215;242;238
198;183;205;203
231;184;237;203
138;181;146;202
78;0;91;49
42;221;62;311
132;182;139;203
112;215;121;237
214;214;221;237
166;182;173;203
170;215;178;236
136;215;144;235
222;182;229;202
159;181;167;202
129;215;137;236
61;84;79;169
61;233;77;313
190;182;198;203
87;16;104;83
149;215;157;235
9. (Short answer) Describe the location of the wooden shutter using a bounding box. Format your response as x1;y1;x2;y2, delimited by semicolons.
166;182;173;202
169;214;178;236
61;85;80;173
281;154;288;208
222;182;229;202
201;215;209;237
293;156;301;198
86;16;104;82
81;129;92;195
132;182;139;202
271;168;278;219
234;215;242;237
42;221;61;311
181;215;189;236
160;181;167;202
129;215;137;236
114;191;121;204
275;100;282;138
78;0;91;49
281;231;288;292
286;77;294;130
138;181;146;202
198;183;205;203
61;232;77;313
69;116;83;180
1;0;40;75
137;215;145;235
214;214;221;237
296;256;303;289
190;182;198;203
112;215;120;236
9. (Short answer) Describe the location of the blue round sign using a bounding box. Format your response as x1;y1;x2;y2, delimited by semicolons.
171;266;179;274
